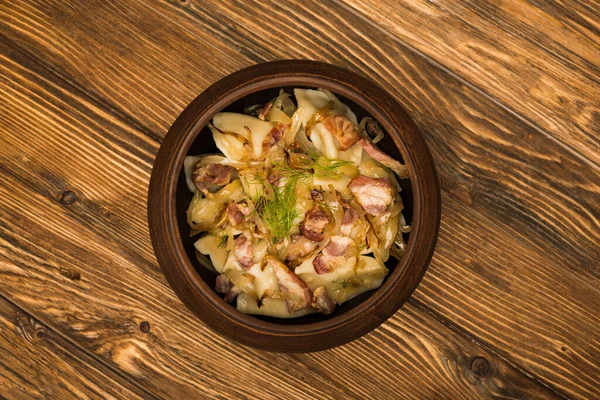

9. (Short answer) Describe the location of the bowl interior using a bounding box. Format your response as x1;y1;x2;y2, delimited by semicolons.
175;86;414;325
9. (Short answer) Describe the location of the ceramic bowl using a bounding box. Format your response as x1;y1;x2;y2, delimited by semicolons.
148;60;440;352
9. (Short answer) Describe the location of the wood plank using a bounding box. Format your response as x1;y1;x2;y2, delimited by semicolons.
337;0;600;168
0;32;561;400
0;296;146;400
2;0;599;398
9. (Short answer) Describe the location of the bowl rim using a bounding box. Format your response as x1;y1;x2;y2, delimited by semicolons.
148;60;441;352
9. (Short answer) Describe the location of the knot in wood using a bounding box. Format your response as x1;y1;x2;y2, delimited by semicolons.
470;356;490;376
60;268;81;281
139;321;150;333
59;190;77;205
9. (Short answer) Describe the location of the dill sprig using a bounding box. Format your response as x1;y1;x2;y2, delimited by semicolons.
272;154;352;180
252;177;300;243
245;154;352;243
217;234;229;248
335;278;350;289
313;157;353;178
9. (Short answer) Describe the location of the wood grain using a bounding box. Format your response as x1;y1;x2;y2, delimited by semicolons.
1;0;599;398
0;296;146;400
338;0;600;168
0;40;559;399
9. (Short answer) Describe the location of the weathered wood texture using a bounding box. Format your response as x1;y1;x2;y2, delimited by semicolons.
1;0;599;398
0;297;146;399
338;0;600;167
0;39;558;400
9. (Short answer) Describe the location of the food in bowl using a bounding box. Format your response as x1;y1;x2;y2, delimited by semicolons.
183;88;410;318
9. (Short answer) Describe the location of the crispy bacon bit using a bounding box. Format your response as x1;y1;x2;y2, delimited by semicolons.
215;275;241;302
286;235;318;264
195;182;210;197
358;137;409;178
265;256;312;313
227;202;251;226
262;122;286;152
192;163;236;191
312;286;335;315
300;206;330;241
348;175;393;216
340;202;359;235
312;257;331;274
267;172;282;187
257;101;273;120
224;287;241;303
323;115;359;150
313;235;354;274
310;189;324;202
215;274;232;294
234;235;253;269
324;235;355;257
288;152;311;169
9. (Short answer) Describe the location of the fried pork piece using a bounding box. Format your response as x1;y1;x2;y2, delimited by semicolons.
358;137;409;178
257;101;273;120
285;234;318;264
340;202;359;235
322;115;359;150
312;235;355;274
265;256;312;313
312;286;335;315
215;274;241;303
348;175;393;216
300;206;330;241
234;234;253;269
192;163;236;192
310;189;324;202
262;123;286;152
227;201;251;226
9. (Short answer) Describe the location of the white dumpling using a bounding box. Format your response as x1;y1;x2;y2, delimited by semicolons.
246;262;277;299
183;154;235;193
338;142;363;166
294;89;358;128
358;157;389;179
310;122;339;159
183;155;202;192
239;174;264;197
213;112;274;159
312;174;352;194
194;235;229;273
212;129;247;161
321;89;358;127
294;89;331;126
310;125;362;168
295;89;362;162
295;255;387;304
236;293;315;318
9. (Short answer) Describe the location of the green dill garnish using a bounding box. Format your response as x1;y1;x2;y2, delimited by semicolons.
252;177;300;243
272;154;352;180
242;153;352;243
334;279;350;289
313;157;353;178
218;234;229;248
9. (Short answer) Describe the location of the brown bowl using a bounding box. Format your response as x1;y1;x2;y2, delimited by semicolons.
148;60;440;352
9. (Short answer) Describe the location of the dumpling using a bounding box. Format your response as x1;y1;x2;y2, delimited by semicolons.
194;234;229;273
236;293;315;318
213;112;274;159
295;255;387;304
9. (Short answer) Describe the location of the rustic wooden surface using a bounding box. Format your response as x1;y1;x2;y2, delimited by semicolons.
1;0;599;399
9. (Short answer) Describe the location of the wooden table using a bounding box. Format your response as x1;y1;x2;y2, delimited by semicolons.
1;1;599;399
